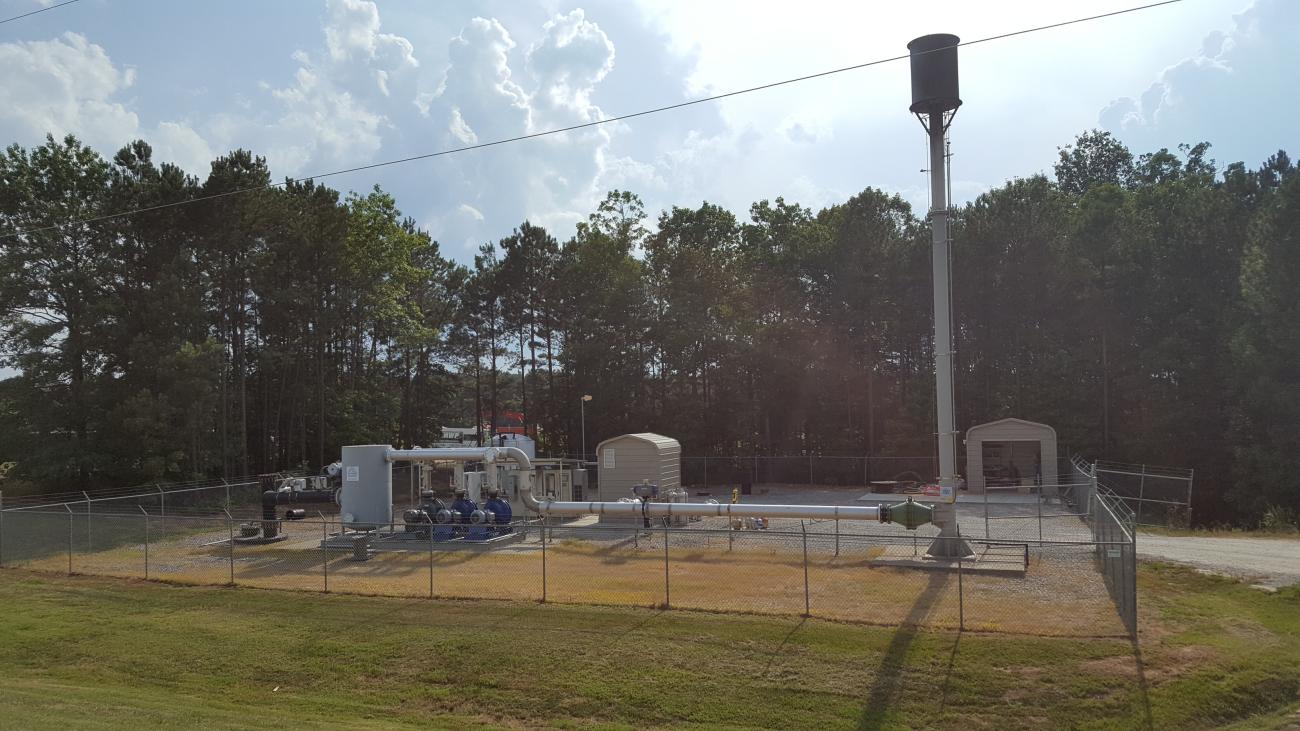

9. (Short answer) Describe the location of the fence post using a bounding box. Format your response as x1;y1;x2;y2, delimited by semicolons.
541;516;548;603
83;491;92;553
0;489;5;568
834;518;840;558
958;557;965;631
1136;465;1146;527
156;485;166;536
320;514;329;593
801;521;811;617
224;509;235;585
225;480;231;509
662;521;670;609
808;455;814;485
428;519;435;600
65;503;73;575
1037;485;1043;543
1128;539;1138;639
139;506;150;580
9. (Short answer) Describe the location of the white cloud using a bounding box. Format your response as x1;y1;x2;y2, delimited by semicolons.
0;31;213;176
425;11;629;255
1100;0;1298;166
0;32;139;150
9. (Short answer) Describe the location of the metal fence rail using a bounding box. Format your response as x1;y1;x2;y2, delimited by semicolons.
0;507;1132;638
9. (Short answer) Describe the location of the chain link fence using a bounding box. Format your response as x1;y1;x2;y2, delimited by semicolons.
1;503;1134;638
1072;457;1138;636
682;456;938;489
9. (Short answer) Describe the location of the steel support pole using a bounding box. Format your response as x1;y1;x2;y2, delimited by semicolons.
428;520;434;600
0;489;5;568
834;519;840;557
541;518;548;603
927;112;957;494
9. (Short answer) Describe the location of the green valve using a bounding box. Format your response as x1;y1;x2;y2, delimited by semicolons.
882;498;933;530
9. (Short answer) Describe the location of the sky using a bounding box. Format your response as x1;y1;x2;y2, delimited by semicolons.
1;0;1295;262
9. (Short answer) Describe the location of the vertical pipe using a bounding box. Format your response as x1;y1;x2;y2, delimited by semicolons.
662;521;670;609
801;521;811;617
140;506;149;580
834;519;840;557
225;480;231;509
1186;468;1195;526
0;489;5;568
808;455;814;486
541;517;548;603
928;112;956;495
428;519;434;600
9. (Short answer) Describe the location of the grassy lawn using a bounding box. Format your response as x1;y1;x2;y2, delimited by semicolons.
0;564;1296;730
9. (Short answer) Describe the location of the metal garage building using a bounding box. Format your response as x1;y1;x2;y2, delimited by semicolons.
964;418;1057;494
595;433;681;501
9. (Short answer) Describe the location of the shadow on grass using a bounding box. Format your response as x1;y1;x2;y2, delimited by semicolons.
857;570;950;731
1132;638;1153;730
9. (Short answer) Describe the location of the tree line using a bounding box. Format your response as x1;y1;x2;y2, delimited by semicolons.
0;131;1296;525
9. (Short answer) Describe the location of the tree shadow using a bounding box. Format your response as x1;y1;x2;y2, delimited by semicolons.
857;570;951;731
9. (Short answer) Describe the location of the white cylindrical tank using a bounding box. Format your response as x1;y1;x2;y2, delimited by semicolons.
340;444;393;528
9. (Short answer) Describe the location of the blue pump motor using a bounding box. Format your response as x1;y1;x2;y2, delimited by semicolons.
451;497;477;521
484;496;512;534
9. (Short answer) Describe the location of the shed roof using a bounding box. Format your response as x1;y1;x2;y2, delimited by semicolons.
966;417;1057;439
596;433;680;452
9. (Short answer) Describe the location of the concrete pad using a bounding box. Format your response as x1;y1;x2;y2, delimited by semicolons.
869;541;1027;575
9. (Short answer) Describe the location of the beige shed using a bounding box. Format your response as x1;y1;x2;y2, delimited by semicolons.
595;433;681;501
964;418;1057;494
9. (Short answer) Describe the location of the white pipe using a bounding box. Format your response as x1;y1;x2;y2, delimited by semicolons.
375;445;884;523
532;500;880;521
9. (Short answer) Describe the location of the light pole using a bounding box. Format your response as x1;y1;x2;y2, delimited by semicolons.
580;394;593;463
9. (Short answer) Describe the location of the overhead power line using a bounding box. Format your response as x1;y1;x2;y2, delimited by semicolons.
1;0;1184;240
0;0;84;26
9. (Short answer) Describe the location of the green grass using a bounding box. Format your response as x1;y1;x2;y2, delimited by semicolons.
1139;526;1300;540
0;564;1296;730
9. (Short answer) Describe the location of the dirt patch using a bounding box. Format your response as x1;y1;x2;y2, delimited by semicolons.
1080;644;1218;683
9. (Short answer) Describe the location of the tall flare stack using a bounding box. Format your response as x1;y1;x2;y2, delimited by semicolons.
908;33;972;559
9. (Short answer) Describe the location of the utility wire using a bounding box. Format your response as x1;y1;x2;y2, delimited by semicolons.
0;0;84;26
1;0;1184;239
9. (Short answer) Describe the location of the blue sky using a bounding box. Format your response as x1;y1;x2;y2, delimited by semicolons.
1;0;1294;262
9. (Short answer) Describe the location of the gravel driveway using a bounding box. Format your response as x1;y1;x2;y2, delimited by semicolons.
1137;532;1300;588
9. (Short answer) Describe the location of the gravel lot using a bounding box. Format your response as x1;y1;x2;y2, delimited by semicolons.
1136;532;1300;588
